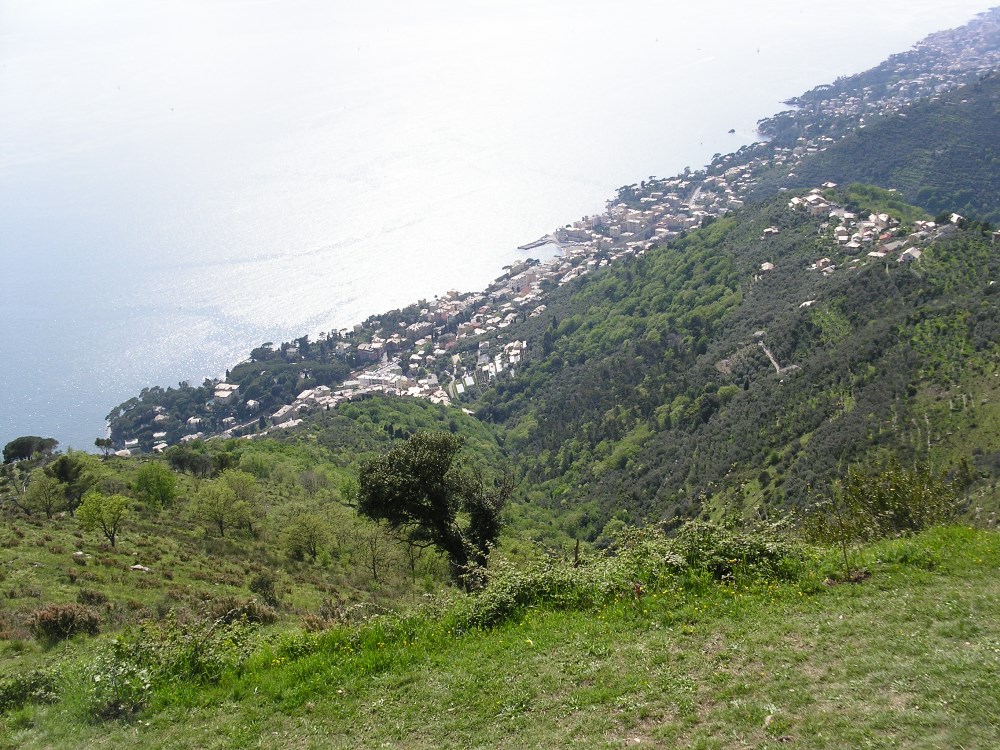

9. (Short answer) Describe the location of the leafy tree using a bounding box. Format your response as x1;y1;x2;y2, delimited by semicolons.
24;472;65;519
94;438;114;457
43;452;95;514
77;491;130;547
357;431;511;587
355;521;393;584
220;470;262;534
133;461;177;508
238;452;273;479
165;443;214;477
282;513;332;561
806;457;961;578
194;480;247;538
299;469;329;496
837;457;961;537
248;572;280;607
0;462;34;514
3;436;58;464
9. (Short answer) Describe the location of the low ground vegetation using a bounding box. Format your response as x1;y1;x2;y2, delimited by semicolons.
1;522;996;748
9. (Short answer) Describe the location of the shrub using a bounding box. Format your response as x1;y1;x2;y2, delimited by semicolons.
206;596;277;625
460;520;805;630
275;630;321;659
248;572;279;608
77;589;109;606
317;595;349;623
27;603;100;643
669;521;804;581
808;458;961;542
301;614;329;633
86;651;151;721
84;612;258;720
612;526;689;583
0;669;57;713
461;559;594;629
806;457;963;577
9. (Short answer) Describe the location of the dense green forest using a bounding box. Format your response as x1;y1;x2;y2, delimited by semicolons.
464;188;998;538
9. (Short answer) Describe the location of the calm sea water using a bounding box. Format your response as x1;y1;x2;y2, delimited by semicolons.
0;0;994;449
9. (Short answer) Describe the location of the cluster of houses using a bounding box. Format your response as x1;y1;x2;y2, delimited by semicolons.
763;8;1000;153
787;184;962;274
816;15;1000;130
752;184;967;288
255;343;532;434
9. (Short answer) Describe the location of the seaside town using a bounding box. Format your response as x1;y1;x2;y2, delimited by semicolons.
124;179;977;455
111;8;1000;454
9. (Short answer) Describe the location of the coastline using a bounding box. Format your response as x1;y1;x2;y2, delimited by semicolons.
101;6;1000;452
5;4;1000;451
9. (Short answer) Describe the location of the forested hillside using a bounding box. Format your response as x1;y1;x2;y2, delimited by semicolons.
754;73;1000;223
471;190;999;537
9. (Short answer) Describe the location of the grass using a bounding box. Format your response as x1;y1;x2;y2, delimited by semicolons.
3;525;998;749
0;495;455;652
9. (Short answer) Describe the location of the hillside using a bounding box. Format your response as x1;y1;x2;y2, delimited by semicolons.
4;526;998;748
753;73;1000;223
0;398;510;647
469;187;999;537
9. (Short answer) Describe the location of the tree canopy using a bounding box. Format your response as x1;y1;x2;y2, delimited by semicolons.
24;472;65;519
3;436;58;464
77;491;130;547
357;431;511;586
43;452;95;514
133;461;177;508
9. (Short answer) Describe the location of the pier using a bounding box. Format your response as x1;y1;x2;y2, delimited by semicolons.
517;234;555;251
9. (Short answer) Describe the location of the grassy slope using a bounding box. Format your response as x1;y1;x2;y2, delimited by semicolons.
0;396;510;642
6;526;999;749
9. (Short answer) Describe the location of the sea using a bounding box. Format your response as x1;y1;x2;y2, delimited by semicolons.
1;0;995;450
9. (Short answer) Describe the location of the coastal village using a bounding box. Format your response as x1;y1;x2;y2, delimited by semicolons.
111;8;1000;454
129;177;971;456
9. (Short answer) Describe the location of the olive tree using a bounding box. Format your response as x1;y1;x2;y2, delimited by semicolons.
24;472;65;519
220;469;263;535
282;513;332;561
806;457;961;579
43;452;96;514
195;480;246;538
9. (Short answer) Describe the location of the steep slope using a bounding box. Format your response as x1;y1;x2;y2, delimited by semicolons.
472;191;999;535
754;73;1000;223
